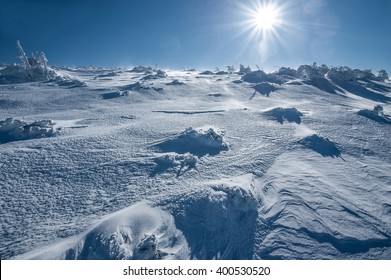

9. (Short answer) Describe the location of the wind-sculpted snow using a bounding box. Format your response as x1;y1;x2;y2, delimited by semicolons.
264;107;303;124
251;82;278;98
0;118;57;143
169;176;258;259
1;64;391;260
298;134;341;158
14;202;189;260
151;153;198;177
47;75;87;88
357;106;391;124
255;151;391;259
154;127;229;157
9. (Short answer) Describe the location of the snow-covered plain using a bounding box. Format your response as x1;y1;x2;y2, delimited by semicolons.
1;64;391;259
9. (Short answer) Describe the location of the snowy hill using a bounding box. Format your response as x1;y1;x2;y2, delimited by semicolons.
1;63;391;259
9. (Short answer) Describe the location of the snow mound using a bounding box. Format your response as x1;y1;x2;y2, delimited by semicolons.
357;105;391;124
172;176;258;259
17;202;189;260
128;65;154;74
151;153;198;177
298;134;341;157
199;70;214;75
166;79;185;86
141;70;167;80
251;82;278;97
265;107;303;124
155;127;229;156
0;118;57;143
121;82;163;92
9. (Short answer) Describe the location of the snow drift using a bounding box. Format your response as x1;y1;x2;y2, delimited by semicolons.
15;202;189;260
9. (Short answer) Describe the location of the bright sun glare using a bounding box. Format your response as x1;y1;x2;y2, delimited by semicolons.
253;5;280;31
237;1;287;64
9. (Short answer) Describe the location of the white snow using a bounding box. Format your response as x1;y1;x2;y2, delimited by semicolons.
0;62;390;260
13;202;189;260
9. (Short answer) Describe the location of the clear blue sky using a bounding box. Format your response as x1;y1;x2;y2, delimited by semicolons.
1;0;390;73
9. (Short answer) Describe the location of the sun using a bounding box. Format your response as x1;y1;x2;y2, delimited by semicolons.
234;0;289;65
253;5;280;31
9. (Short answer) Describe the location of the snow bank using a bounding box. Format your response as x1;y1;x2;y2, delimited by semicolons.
16;202;189;260
155;127;229;156
0;118;57;143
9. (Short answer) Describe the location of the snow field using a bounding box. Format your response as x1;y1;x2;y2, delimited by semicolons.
1;65;390;259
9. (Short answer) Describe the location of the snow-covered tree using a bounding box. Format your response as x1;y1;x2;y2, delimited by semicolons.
377;70;389;81
239;64;251;74
226;65;235;73
16;40;31;72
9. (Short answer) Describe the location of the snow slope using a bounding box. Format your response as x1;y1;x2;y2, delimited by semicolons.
0;66;390;259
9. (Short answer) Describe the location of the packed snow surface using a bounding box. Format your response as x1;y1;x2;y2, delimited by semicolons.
1;65;391;260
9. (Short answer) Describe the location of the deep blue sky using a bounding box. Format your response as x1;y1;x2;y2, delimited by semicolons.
1;0;390;73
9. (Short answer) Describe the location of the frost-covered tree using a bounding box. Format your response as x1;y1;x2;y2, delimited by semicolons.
16;40;31;72
38;52;48;72
226;65;235;73
377;70;389;81
373;105;384;114
318;64;329;76
239;64;251;74
326;66;355;82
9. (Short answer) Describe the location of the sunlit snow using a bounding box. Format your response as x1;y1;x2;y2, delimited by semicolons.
1;46;391;260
